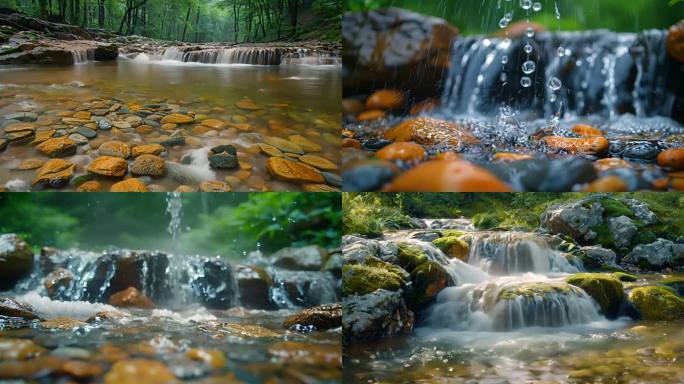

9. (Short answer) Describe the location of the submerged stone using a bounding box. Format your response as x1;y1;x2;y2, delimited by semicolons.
342;289;413;343
109;287;154;309
283;303;342;332
0;297;40;320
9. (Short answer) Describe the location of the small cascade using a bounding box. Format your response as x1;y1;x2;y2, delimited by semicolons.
165;192;183;252
161;46;284;65
425;276;601;331
71;48;95;64
423;218;474;231
441;30;675;120
462;232;582;275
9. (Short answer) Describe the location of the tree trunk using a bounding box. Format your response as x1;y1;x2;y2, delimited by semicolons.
194;6;200;43
97;0;104;28
181;6;191;42
160;4;166;39
287;0;298;37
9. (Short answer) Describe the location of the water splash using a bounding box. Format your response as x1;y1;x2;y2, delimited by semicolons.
165;192;183;250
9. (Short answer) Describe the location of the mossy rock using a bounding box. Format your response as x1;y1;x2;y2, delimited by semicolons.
657;277;684;298
612;272;638;282
472;213;499;230
598;198;635;219
628;285;684;320
566;273;624;319
498;282;573;301
407;261;452;308
432;236;469;261
440;230;464;238
396;242;428;272
341;257;408;296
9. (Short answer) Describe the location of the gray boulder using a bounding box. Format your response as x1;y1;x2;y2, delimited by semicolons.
271;245;328;271
623;199;657;225
540;199;604;242
623;239;677;269
342;289;414;343
580;246;618;269
608;216;637;249
342;238;379;263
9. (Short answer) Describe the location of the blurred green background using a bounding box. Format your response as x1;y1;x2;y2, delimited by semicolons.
344;0;684;34
0;192;341;258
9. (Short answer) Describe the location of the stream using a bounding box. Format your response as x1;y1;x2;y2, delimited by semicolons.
0;52;341;192
344;224;684;383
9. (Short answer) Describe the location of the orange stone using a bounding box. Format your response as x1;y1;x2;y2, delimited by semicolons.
583;176;629;192
433;151;460;161
594;158;631;172
132;144;165;157
342;99;364;115
110;178;149;192
235;99;260;110
160;113;194;124
384;117;479;146
36;137;77;158
266;157;325;183
32;159;74;186
60;360;104;378
657;148;684;170
161;123;178;130
342;138;362;149
73;111;91;120
186;349;226;369
104;359;177;384
541;136;609;155
652;178;669;190
365;89;405;110
87;156;128;177
384;160;512;192
672;178;684;191
376;142;426;162
76;180;102;192
109;287;154;309
299;155;339;170
357;109;385;121
493;152;534;162
572;124;603;137
667;20;684;63
201;119;227;129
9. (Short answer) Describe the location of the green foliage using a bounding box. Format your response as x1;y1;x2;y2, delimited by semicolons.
344;0;684;34
473;213;499;230
342;193;413;237
591;224;615;249
598;198;634;219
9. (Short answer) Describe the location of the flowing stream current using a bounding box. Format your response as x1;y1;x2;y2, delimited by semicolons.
345;224;684;383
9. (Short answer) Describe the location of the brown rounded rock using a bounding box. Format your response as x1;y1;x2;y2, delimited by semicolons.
32;159;74;187
299;155;339;170
357;109;385;121
160;113;194;124
131;154;165;177
493;152;534;162
235;99;260;110
109;287;154;309
376;142;426;162
584;176;629;192
264;136;304;154
186;349;226;369
76;180;102;192
384;160;512;192
541;136;609;155
667;20;684;63
366;89;405;110
104;359;177;384
88;156;128;177
36;137;77;158
385;117;479;146
267;157;325;183
132;144;165;157
17;158;44;170
201;119;227;129
99;140;131;159
199;180;231;192
110;178;149;192
342;138;362;149
572;124;603;137
289;135;322;152
657;148;684;170
342;99;364;115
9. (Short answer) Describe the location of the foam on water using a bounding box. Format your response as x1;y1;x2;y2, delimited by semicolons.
16;292;121;321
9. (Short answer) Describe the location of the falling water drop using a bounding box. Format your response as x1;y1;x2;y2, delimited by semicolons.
526;27;535;38
520;0;532;10
501;55;509;64
550;94;557;102
505;12;513;22
500;72;508;82
524;44;534;54
548;77;563;91
499;18;509;28
558;46;565;57
501;105;514;117
520;76;532;87
532;2;542;11
522;60;536;74
555;2;561;20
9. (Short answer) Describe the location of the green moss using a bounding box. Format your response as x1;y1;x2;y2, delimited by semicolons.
629;285;684;320
612;272;638;282
498;282;573;301
657;277;684;297
407;261;452;308
473;213;499;230
566;273;624;319
598;198;635;219
441;230;464;238
341;257;408;296
591;224;615;249
396;243;428;272
432;236;469;261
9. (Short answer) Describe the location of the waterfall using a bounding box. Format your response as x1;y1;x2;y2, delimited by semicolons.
71;48;95;64
441;30;675;120
150;46;338;66
165;192;183;251
462;232;582;275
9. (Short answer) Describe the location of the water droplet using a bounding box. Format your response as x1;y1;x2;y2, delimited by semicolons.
521;76;532;87
522;60;536;74
520;0;532;10
501;105;513;117
550;94;557;102
500;72;508;82
532;2;542;11
555;2;561;19
499;17;509;28
548;77;562;91
524;43;534;54
505;12;513;22
526;27;535;38
501;55;509;64
558;46;565;57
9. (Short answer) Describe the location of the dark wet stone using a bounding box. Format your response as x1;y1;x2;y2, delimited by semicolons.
621;142;661;162
210;144;237;156
180;155;194;165
235;265;275;310
0;138;7;151
96;119;112;130
609;141;626;156
74;126;97;139
143;119;160;128
209;152;238;169
283;303;341;332
342;163;397;191
190;259;236;309
144;104;162;109
161;136;185;147
342;289;413;343
484;157;597;192
5;112;38;122
70;173;95;188
322;251;343;278
0;297;40;319
270;270;338;308
0;233;34;290
363;139;392;151
321;172;342;187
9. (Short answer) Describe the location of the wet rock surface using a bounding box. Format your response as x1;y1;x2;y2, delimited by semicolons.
0;233;34;290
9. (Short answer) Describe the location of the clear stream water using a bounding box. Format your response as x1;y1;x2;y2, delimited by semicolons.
345;227;684;384
0;58;341;191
